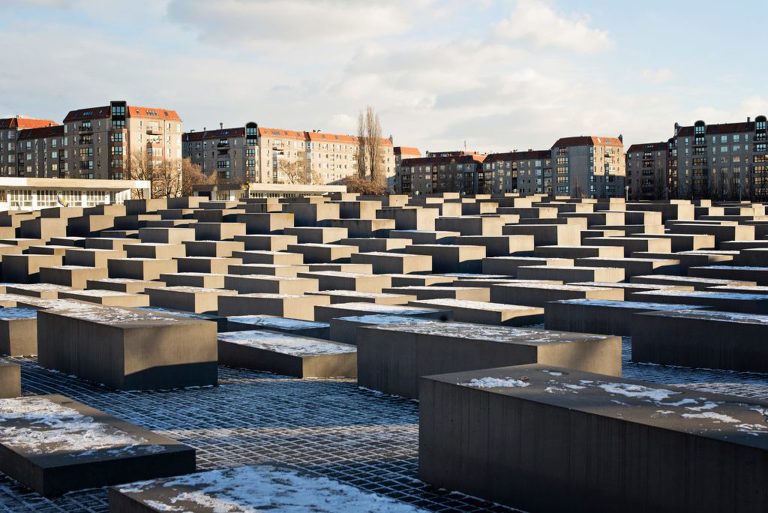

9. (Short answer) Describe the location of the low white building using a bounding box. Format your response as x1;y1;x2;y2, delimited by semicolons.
0;177;151;211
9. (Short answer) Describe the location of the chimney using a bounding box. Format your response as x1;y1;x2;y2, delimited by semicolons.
219;122;223;130
618;134;624;143
748;117;751;123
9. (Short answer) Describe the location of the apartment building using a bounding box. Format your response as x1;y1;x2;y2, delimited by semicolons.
182;123;258;182
551;136;625;198
0;116;58;176
673;116;768;200
398;153;485;195
626;142;670;200
183;123;395;186
394;146;421;193
16;125;66;178
62;100;183;180
482;149;552;195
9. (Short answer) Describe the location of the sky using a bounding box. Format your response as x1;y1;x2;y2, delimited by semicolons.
1;0;767;153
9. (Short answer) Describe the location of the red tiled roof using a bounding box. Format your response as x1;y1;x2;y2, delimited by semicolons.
552;136;623;148
0;117;58;130
395;146;421;157
64;105;182;123
626;142;666;153
483;149;551;163
259;127;393;146
258;127;307;141
17;125;65;140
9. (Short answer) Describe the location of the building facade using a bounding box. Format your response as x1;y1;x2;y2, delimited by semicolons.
394;146;421;193
398;154;485;195
14;125;66;178
183;123;395;187
62;101;183;180
626;142;669;200
551;136;625;198
673;116;768;200
0;116;59;177
482;150;552;195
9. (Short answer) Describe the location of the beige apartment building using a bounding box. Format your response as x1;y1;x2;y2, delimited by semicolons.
0;116;59;176
183;123;395;186
551;136;625;198
62;100;183;180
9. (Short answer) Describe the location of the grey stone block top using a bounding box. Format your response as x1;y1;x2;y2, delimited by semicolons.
45;304;186;326
336;314;434;325
0;396;167;459
218;330;355;357
138;306;219;322
115;465;428;512
641;309;768;325
227;315;329;330
413;298;540;312
554;299;707;310
322;302;439;315
0;307;38;320
372;321;609;345
642;290;768;300
432;365;768;446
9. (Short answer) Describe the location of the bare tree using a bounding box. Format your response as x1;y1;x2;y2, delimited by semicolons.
128;150;184;198
356;111;367;179
365;106;384;185
181;158;212;197
278;154;310;184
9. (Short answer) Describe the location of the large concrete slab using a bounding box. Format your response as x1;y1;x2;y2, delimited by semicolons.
109;465;428;513
358;321;621;398
218;330;356;378
37;304;217;390
0;394;195;497
419;364;768;513
632;308;768;372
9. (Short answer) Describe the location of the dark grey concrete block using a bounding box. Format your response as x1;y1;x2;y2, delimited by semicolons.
218;330;356;378
358;321;621;398
632;309;768;372
37;305;217;390
0;394;194;497
419;364;768;513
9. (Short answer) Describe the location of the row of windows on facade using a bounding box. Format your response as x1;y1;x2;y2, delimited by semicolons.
70;120;181;133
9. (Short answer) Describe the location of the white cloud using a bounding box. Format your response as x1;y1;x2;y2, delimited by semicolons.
642;68;674;84
166;0;408;44
493;0;611;54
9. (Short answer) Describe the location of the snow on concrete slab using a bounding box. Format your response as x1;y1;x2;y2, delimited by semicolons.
226;315;328;330
374;320;606;344
118;465;428;513
0;397;159;457
218;331;355;356
462;377;531;389
0;307;38;320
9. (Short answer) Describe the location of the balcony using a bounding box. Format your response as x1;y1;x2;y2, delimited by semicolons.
146;127;162;135
78;124;93;133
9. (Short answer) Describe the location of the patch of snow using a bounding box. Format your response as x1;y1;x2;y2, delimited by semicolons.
598;382;679;401
461;377;530;389
227;315;327;330
119;465;428;513
0;397;158;457
681;411;740;423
